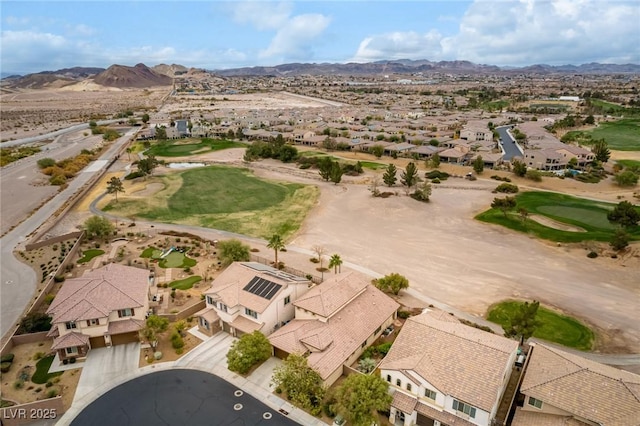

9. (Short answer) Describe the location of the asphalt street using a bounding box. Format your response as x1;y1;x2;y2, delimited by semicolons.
496;125;522;160
0;128;137;339
70;369;300;426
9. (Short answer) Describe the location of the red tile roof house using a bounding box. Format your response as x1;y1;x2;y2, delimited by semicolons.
379;310;519;426
268;271;399;387
513;342;640;426
196;262;312;338
46;263;151;363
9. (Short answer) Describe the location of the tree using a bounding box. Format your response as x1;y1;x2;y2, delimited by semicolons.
141;113;150;124
473;156;484;174
592;138;610;163
267;234;285;265
382;163;397;187
312;245;326;270
503;300;540;345
106;176;124;202
370;144;384;159
614;171;639;187
84;215;115;240
375;272;409;295
512;159;527;177
491;196;517;218
583;114;595;125
140;315;169;350
318;157;333;181
518;207;529;224
400;162;419;190
137;155;159;178
218;239;251;266
607;201;640;227
226;331;272;374
334;373;392;426
567;157;578;169
271;353;325;414
430;153;440;169
18;312;52;333
329;161;343;184
37;158;56;169
411;180;432;202
328;254;343;273
154;125;167;140
610;227;630;251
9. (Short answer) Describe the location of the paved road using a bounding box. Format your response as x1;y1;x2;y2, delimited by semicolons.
496;125;522;160
0;120;118;148
0;128;137;339
69;369;300;426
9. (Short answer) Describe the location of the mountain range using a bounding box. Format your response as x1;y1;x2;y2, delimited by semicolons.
1;60;638;89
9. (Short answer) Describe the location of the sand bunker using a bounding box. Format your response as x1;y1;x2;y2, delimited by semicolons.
529;214;587;232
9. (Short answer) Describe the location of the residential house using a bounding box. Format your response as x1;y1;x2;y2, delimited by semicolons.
196;262;311;338
379;310;519;426
438;145;471;164
269;271;399;386
513;342;640;426
460;123;493;142
46;263;150;362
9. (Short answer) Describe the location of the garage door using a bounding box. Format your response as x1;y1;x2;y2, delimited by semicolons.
90;336;107;349
110;332;139;345
416;413;435;426
273;347;289;360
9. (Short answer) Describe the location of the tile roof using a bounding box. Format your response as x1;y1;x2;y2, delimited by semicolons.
270;278;399;381
511;407;590;426
391;390;418;413
204;262;308;313
107;318;144;335
47;263;149;324
51;332;89;350
230;315;263;334
194;307;219;323
293;271;369;318
520;343;640;426
379;309;518;412
416;401;477;426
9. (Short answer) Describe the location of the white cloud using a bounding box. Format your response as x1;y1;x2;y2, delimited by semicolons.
351;30;444;63
229;1;293;31
260;13;331;60
4;16;30;26
350;0;640;66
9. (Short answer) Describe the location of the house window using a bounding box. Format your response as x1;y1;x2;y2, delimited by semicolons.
245;308;258;319
406;383;412;392
65;347;78;355
206;296;215;307
118;308;134;318
386;375;391;382
65;321;77;330
425;389;436;400
453;400;476;418
528;396;543;409
86;319;99;327
284;296;291;305
396;379;401;387
375;325;382;334
361;340;367;348
219;303;228;313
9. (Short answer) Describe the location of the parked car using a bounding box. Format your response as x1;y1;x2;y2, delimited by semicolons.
382;325;394;336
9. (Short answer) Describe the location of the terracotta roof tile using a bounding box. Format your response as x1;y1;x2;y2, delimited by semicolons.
379;310;518;412
415;401;477;426
521;343;640;426
511;407;590;426
107;318;144;335
47;264;149;324
230;315;263;334
293;271;369;317
391;391;418;413
51;332;89;350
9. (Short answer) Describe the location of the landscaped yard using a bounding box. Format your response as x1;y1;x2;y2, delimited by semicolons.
31;355;63;384
104;165;319;240
476;191;640;243
145;138;245;157
487;300;594;351
77;249;105;264
168;276;202;290
140;247;197;268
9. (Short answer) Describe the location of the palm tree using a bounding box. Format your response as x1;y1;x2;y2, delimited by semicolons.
267;234;285;266
329;254;343;274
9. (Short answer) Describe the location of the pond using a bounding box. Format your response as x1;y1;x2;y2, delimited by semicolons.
167;162;206;169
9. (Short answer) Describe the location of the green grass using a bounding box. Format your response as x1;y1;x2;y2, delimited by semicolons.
359;161;386;170
104;165;319;240
146;138;245;157
590;99;640;117
476;191;640;243
140;247;161;258
169;275;202;290
31;356;63;384
487;300;594;350
616;159;640;172
564;118;640;151
77;249;105;264
158;251;196;268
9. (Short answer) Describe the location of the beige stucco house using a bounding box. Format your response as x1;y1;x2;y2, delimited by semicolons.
514;342;640;426
196;262;311;338
379;310;519;426
268;271;399;387
46;263;150;362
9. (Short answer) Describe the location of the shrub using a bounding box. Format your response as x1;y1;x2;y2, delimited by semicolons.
14;380;24;389
226;331;272;374
37;158;56;169
171;332;184;350
1;362;11;373
124;171;144;180
18;312;52;333
1;354;15;363
33;352;45;361
397;310;411;319
53;275;65;283
47;390;58;398
425;170;449;180
377;342;392;356
587;251;598;258
358;357;377;373
525;169;542;182
495;183;519;193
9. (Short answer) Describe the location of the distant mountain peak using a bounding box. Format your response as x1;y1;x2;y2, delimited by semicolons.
92;63;172;88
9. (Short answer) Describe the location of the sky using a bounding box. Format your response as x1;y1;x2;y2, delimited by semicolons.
1;0;639;75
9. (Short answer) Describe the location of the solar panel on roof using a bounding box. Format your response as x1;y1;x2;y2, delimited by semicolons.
243;276;282;300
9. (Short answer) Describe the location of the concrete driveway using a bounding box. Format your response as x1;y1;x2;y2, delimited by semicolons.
73;342;140;405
